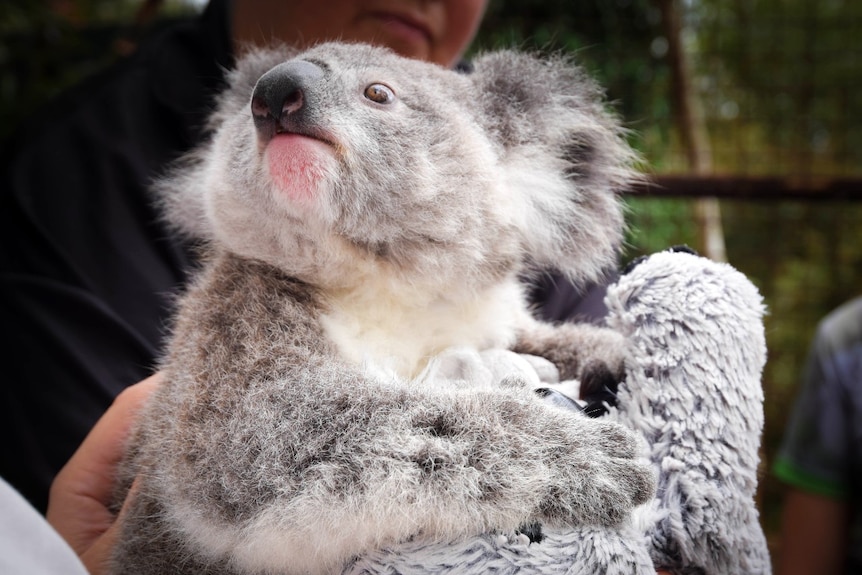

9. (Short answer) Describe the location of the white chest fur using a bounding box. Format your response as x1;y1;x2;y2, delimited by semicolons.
319;277;528;380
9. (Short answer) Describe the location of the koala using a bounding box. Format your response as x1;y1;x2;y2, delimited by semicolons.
110;42;655;575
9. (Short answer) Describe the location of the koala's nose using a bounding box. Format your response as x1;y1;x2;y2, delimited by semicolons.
251;60;324;133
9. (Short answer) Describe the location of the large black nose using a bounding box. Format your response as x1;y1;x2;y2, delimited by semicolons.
251;60;325;138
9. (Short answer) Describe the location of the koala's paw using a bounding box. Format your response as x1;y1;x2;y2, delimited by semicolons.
535;357;623;417
572;327;627;385
545;418;655;527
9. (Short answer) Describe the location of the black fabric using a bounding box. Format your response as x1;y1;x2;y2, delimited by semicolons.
0;1;233;513
0;0;604;513
527;272;614;325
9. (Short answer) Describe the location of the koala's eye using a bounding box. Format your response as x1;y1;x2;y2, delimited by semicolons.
364;83;395;104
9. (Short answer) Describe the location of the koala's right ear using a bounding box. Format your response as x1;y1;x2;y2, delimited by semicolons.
154;45;299;241
470;51;637;284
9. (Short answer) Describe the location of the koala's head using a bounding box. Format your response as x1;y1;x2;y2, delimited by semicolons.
161;42;636;295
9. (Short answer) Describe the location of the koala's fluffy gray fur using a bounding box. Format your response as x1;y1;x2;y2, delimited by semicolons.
111;42;653;575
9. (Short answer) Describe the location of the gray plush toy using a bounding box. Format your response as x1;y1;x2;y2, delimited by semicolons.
109;43;770;575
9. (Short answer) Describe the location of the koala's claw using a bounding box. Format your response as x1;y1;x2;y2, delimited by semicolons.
579;360;620;417
667;244;698;255
622;255;649;275
515;521;545;544
623;245;699;275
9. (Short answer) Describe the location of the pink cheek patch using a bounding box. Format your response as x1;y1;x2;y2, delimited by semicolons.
266;134;334;202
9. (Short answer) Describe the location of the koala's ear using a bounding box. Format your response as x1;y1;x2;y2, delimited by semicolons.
470;50;639;284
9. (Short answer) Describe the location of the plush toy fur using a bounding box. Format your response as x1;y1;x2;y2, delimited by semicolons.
109;43;770;575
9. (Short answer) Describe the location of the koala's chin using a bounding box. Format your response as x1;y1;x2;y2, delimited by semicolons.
112;42;653;575
265;133;337;204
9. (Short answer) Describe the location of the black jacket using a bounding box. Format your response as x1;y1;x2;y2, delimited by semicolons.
0;1;232;512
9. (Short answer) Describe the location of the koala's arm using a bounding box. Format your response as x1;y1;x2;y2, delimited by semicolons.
122;255;653;575
512;317;628;382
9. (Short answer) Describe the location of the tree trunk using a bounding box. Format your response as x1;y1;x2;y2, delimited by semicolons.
657;0;726;262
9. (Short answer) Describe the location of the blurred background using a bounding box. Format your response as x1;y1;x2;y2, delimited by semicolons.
2;0;860;560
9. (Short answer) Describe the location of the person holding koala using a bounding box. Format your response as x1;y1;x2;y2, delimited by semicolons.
20;34;694;575
2;0;642;573
1;0;611;518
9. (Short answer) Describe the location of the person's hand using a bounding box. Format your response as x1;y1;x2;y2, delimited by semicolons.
47;373;161;575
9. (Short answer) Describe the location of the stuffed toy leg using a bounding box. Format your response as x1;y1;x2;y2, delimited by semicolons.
343;250;771;575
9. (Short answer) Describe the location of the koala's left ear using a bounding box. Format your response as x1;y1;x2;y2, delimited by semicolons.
469;51;639;283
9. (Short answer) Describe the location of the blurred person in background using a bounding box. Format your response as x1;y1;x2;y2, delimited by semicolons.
774;296;862;575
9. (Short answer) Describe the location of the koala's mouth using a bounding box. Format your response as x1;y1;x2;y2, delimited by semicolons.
252;98;337;150
260;118;337;150
274;129;330;143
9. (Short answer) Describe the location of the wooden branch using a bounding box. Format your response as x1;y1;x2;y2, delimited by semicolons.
628;175;862;200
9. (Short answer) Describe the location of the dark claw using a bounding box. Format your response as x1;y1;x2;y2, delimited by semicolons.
516;521;544;544
667;244;698;255
623;245;699;276
579;361;619;418
622;254;648;275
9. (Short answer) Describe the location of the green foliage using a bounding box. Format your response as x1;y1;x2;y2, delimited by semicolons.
622;197;698;260
691;0;862;176
720;198;862;535
472;0;675;166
